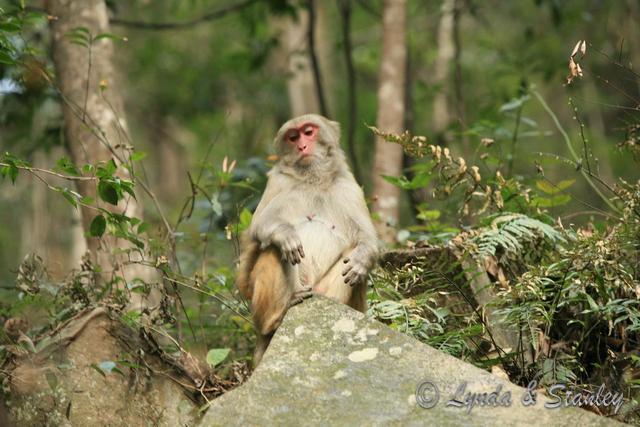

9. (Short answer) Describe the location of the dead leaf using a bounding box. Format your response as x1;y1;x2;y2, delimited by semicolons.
567;40;586;84
491;365;510;381
480;137;494;147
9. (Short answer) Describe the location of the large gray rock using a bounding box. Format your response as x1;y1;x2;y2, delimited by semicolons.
200;297;621;426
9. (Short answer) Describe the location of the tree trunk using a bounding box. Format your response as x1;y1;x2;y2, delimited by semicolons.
432;0;455;143
372;0;407;244
48;0;153;287
452;0;469;152
20;149;87;278
271;8;319;116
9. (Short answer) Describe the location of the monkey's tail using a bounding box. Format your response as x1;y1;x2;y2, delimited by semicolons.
236;234;261;300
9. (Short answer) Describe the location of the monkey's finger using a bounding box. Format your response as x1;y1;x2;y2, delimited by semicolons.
345;272;358;287
342;265;353;276
297;245;305;259
344;269;356;283
285;252;295;264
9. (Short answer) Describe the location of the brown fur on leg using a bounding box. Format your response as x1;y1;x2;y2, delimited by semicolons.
236;236;260;300
250;247;292;337
253;332;273;367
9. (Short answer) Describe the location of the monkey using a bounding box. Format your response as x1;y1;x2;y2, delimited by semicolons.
236;114;378;365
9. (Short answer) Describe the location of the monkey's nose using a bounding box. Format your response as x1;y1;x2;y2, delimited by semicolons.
298;145;307;152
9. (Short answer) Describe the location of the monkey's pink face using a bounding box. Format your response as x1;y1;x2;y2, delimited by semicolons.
284;123;319;163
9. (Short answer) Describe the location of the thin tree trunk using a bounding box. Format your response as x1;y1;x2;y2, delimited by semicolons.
404;37;429;215
372;0;407;244
20;149;88;278
452;0;469;151
338;0;361;181
432;0;455;143
306;0;329;117
20;151;47;262
48;0;153;291
273;8;321;116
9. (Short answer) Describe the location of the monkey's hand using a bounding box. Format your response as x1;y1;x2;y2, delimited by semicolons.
341;256;370;287
271;224;305;265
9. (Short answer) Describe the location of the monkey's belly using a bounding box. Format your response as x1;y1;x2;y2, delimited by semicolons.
294;216;348;285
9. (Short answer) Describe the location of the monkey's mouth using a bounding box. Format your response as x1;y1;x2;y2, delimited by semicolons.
297;154;315;164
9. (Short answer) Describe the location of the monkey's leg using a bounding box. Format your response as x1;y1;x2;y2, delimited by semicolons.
250;247;292;336
313;249;367;313
347;280;367;313
250;247;313;365
253;332;273;367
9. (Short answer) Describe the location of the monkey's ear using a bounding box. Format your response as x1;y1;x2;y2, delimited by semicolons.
326;119;341;143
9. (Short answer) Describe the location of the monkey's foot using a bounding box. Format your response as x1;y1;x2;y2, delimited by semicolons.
288;286;314;308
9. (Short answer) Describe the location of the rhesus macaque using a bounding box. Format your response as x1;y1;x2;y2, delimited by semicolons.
237;114;378;364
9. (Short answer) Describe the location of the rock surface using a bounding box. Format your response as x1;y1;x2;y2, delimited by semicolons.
200;296;620;426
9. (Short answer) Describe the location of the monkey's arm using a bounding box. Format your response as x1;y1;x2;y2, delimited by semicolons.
249;172;305;265
340;182;379;286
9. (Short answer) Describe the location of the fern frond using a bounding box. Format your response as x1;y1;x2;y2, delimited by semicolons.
472;213;566;260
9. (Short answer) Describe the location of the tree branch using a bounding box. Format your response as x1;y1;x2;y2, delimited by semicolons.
110;0;257;31
0;162;95;181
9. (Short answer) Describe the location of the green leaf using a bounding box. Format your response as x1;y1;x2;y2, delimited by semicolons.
536;179;574;195
555;179;575;191
97;159;117;178
137;222;150;234
0;49;15;65
535;180;556;195
130;151;147;162
383;174;430;190
106;159;117;174
532;194;571;208
98;181;119;205
121;182;136;200
417;209;441;221
410;172;431;188
586;294;599;312
59;187;78;208
94;33;127;43
499;95;530;113
206;348;230;367
1;162;18;183
239;208;252;228
0;22;21;33
72;26;90;35
56;157;80;176
89;214;107;237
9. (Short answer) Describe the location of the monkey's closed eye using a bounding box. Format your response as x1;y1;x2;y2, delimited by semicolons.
303;126;314;136
287;130;300;143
